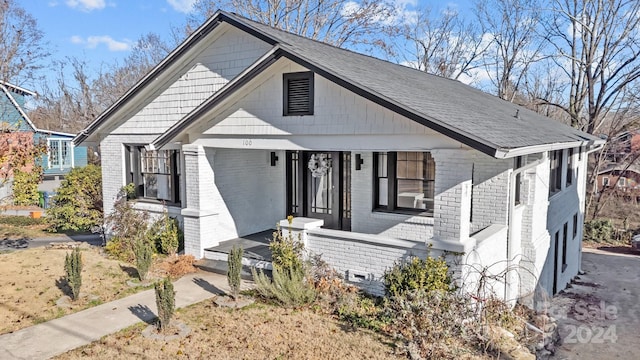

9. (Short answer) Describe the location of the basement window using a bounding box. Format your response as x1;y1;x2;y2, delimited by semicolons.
283;72;314;116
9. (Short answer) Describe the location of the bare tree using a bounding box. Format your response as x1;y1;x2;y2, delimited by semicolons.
543;0;640;135
475;0;547;101
30;33;171;133
187;0;400;51
0;0;50;84
400;5;488;81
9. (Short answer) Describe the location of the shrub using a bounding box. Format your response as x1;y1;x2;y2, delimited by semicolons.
64;247;83;301
133;236;153;281
47;165;103;232
154;277;175;331
336;292;387;331
269;216;305;273
104;186;149;262
12;169;41;206
252;266;316;307
383;255;453;298
583;218;614;243
227;245;243;300
147;210;182;255
157;254;197;278
385;290;476;360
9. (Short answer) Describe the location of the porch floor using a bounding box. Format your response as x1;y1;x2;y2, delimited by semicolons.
204;229;274;262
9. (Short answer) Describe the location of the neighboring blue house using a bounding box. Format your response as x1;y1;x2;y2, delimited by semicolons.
0;81;88;198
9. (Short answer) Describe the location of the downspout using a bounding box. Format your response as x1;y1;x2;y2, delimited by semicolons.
505;152;547;301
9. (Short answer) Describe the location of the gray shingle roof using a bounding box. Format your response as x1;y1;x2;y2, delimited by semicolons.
223;12;602;157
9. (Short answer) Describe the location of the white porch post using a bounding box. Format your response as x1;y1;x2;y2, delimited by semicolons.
181;144;219;258
431;149;474;243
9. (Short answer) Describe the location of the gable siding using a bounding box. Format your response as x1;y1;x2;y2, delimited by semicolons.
0;91;33;131
198;60;461;148
112;26;271;135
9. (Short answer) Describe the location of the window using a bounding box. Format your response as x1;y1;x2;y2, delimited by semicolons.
602;177;610;187
573;213;578;239
566;148;574;187
514;156;523;205
374;152;435;215
125;146;180;204
283;72;314;116
562;223;568;272
48;139;74;169
549;150;564;195
618;177;627;187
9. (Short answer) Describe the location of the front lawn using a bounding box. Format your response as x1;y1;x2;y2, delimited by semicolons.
0;246;148;334
56;301;405;360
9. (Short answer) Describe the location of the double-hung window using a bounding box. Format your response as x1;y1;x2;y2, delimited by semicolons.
374;151;435;216
125;145;180;204
48;139;73;169
549;150;563;196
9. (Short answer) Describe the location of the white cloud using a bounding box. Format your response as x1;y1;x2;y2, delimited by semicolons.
166;0;196;13
66;0;106;12
70;35;131;51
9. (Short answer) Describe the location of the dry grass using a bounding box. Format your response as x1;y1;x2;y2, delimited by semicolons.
0;223;57;240
0;246;144;334
57;302;403;360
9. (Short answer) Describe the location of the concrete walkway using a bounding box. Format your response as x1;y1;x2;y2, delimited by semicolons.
0;271;231;360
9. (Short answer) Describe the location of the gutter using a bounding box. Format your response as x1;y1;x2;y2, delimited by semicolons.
505;152;547;301
495;138;605;159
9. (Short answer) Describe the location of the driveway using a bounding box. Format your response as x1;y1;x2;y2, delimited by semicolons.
551;248;640;359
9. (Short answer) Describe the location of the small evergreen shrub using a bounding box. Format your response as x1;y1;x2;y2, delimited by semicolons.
583;218;615;243
227;245;243;300
383;255;453;298
147;210;182;256
64;247;83;301
252;266;316;307
269;216;305;273
133;236;154;281
154;277;175;331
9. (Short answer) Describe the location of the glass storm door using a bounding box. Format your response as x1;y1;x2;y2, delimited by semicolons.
305;152;339;228
287;151;350;230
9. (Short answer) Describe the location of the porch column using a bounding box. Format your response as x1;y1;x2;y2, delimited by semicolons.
431;149;474;242
181;144;219;258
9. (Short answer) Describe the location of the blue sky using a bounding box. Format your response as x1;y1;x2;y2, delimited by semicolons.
21;0;474;91
22;1;194;81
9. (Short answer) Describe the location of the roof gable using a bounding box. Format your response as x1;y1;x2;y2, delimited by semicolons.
77;10;603;158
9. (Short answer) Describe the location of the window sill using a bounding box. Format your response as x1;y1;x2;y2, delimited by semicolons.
373;208;434;218
129;199;182;212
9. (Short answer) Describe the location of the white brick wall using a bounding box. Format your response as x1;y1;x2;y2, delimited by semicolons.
470;154;511;233
307;229;435;296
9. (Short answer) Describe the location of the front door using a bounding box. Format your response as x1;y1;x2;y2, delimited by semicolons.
287;151;351;230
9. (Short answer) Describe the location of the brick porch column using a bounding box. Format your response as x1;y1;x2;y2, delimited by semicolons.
181;144;219;258
431;149;474;242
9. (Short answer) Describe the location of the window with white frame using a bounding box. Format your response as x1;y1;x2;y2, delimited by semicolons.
48;139;74;169
125;145;180;204
602;177;610;187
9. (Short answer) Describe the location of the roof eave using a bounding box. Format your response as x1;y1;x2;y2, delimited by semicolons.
494;138;606;159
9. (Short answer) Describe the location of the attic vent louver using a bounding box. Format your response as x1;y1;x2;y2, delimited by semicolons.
283;72;314;116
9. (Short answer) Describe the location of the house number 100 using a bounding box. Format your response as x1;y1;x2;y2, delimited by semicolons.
242;139;253;146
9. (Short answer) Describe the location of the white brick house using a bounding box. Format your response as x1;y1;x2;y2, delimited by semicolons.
75;11;603;301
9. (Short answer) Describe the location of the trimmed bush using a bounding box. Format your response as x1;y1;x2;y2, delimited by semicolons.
154;277;175;331
227;245;243;300
133;237;153;281
383;255;453;298
64;247;83;301
47;165;103;232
